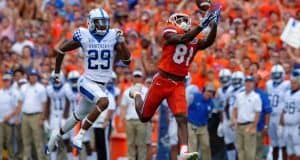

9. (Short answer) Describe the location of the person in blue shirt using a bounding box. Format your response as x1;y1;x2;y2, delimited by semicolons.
254;78;272;160
187;83;215;160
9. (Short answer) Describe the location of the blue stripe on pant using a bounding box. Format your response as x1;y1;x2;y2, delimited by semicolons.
79;86;95;102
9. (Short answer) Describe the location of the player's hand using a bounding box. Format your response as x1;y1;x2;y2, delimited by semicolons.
199;11;217;29
53;72;61;84
213;7;221;25
116;29;125;43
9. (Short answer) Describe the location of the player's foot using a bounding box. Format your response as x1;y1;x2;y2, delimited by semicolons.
45;130;62;154
129;83;142;98
72;132;84;150
177;152;199;160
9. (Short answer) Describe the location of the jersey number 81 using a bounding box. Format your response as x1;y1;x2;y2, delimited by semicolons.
173;44;194;67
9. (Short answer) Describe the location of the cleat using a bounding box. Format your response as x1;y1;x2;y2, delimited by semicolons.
46;130;61;154
72;132;84;150
177;152;199;160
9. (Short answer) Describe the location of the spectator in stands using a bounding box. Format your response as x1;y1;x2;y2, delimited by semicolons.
17;69;47;160
11;29;34;56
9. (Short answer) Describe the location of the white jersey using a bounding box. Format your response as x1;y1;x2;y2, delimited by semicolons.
73;27;119;83
46;85;67;120
64;83;80;113
217;86;234;110
283;90;300;126
266;80;290;117
227;87;245;120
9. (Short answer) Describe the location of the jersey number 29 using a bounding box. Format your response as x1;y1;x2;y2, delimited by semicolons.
173;44;194;66
88;50;111;70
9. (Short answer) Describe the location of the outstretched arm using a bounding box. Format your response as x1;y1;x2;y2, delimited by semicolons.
197;23;218;50
54;40;81;74
165;11;217;45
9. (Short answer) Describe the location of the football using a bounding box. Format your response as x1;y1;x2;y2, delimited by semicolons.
195;0;211;11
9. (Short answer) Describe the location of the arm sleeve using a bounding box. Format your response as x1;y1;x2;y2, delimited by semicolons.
254;94;263;112
162;27;178;39
73;28;83;45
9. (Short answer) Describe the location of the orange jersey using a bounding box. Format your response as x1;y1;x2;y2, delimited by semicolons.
158;25;199;77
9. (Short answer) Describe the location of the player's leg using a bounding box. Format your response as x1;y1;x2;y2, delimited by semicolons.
72;93;109;149
223;123;237;160
282;146;288;160
269;122;280;160
133;75;166;122
167;82;199;159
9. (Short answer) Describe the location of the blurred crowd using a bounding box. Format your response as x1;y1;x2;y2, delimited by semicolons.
0;0;300;90
0;0;300;160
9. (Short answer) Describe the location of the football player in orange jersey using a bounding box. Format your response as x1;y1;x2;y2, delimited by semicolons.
130;8;221;160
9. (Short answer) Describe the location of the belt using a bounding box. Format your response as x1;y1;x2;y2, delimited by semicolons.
158;70;185;82
23;112;41;116
238;122;253;125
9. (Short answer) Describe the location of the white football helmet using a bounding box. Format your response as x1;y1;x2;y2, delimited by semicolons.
231;71;245;90
68;71;80;90
219;69;231;87
291;69;300;85
271;64;285;83
168;13;191;31
50;71;65;89
88;8;110;36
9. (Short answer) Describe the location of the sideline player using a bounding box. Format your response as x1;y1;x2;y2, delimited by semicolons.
266;64;290;160
216;69;235;160
44;71;72;160
46;8;130;153
279;69;300;160
130;9;220;159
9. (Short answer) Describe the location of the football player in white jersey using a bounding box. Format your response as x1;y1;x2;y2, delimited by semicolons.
266;64;290;160
44;72;72;160
279;69;300;160
216;69;235;160
46;8;130;153
218;70;244;160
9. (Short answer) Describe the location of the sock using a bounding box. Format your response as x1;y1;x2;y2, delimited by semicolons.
61;113;80;134
50;152;57;160
67;153;72;160
180;145;188;155
227;150;236;160
78;129;86;136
